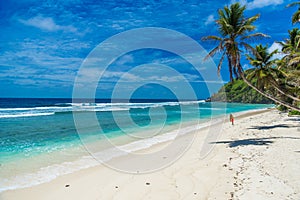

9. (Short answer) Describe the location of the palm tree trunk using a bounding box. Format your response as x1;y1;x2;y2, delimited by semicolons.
229;67;233;82
237;67;300;112
272;84;300;102
227;55;234;82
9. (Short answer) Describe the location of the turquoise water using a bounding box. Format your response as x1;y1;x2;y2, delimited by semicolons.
0;99;273;163
0;98;274;192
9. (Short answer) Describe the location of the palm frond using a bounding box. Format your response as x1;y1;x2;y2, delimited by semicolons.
240;42;257;55
269;68;288;77
241;33;269;41
267;50;279;60
201;36;223;41
203;42;223;61
217;52;226;76
245;14;260;24
246;70;255;80
288;56;300;66
286;2;300;8
292;10;300;24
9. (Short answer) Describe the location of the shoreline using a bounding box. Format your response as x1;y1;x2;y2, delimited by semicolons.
0;107;272;193
2;107;297;200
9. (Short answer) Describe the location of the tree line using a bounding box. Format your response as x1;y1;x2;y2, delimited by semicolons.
202;2;300;112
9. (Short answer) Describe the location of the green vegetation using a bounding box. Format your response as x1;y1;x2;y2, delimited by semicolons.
286;2;300;24
288;110;300;116
210;75;273;104
203;2;300;113
202;3;267;82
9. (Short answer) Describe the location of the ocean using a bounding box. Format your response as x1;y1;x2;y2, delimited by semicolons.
0;98;274;192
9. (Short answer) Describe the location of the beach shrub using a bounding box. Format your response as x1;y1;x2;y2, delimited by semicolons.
288;110;300;116
210;72;274;104
277;105;288;112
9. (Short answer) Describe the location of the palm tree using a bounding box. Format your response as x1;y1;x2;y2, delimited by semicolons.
203;3;300;111
246;44;300;102
287;2;300;24
246;44;279;89
279;28;300;53
202;3;268;82
276;29;300;107
278;28;300;67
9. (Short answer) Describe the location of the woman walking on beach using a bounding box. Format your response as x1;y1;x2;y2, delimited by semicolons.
230;114;234;125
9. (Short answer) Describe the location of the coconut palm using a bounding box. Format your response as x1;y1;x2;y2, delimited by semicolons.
279;28;300;53
203;3;300;111
246;44;300;102
246;44;280;89
278;29;300;95
287;2;300;24
202;3;268;82
278;28;300;67
239;67;300;112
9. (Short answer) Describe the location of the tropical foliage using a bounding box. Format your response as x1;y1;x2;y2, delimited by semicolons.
287;1;300;24
278;28;300;68
210;73;273;104
202;3;267;82
203;2;300;112
246;44;300;102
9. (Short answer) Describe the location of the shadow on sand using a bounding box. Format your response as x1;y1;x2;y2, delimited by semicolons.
285;118;300;122
248;124;299;130
211;136;300;148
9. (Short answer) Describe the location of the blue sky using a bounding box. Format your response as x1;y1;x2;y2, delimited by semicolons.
0;0;297;99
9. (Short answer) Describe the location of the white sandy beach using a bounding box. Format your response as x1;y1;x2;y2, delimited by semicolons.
1;109;300;200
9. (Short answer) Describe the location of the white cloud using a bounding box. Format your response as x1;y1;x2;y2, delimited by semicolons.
115;55;134;66
268;42;281;53
230;0;247;6
230;0;283;10
248;0;283;9
268;42;285;60
205;15;215;26
19;15;77;32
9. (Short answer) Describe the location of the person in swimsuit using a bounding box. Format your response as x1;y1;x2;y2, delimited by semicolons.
229;114;234;125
